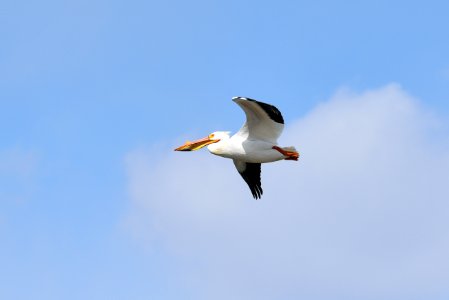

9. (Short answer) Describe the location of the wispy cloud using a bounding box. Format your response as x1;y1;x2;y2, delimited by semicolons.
124;84;449;300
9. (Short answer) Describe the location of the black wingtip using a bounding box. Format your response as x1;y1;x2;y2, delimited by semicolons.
233;97;284;124
252;187;263;199
237;162;263;200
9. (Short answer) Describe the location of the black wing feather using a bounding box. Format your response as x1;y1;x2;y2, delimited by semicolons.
246;98;284;124
238;163;263;199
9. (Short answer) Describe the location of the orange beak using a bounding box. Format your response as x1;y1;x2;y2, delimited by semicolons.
174;136;219;151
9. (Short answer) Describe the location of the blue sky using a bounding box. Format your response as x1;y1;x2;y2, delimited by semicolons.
1;0;449;299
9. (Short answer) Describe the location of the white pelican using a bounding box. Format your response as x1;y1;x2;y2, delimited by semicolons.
175;97;299;199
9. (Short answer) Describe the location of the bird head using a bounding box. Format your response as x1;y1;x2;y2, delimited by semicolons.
174;131;230;151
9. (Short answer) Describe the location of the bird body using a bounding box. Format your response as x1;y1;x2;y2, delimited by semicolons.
207;136;285;163
175;97;299;199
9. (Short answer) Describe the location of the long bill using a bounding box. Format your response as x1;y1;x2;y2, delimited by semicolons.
174;136;219;151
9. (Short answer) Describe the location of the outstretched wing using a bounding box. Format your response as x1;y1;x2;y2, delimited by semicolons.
232;97;284;144
233;160;263;199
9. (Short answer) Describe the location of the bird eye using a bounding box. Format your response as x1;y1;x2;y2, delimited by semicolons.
209;133;215;139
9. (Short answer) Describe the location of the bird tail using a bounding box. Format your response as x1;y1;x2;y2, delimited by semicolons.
282;146;297;152
282;146;299;161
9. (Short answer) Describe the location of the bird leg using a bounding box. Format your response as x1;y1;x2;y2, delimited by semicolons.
272;146;299;161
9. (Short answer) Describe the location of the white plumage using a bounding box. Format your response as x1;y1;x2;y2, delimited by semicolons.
175;97;299;199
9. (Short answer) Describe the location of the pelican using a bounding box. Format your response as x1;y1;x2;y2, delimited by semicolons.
175;97;299;199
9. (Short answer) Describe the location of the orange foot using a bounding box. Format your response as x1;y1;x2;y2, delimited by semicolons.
272;146;300;161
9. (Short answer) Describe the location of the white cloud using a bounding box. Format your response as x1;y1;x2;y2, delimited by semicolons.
124;84;449;300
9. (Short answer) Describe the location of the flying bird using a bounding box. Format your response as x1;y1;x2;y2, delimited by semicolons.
175;97;299;199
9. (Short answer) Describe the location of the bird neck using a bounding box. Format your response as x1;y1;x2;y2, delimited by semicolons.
207;138;229;156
